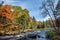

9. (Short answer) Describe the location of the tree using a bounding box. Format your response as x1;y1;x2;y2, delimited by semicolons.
55;0;60;33
36;21;43;29
11;6;22;18
41;21;45;29
0;1;4;6
40;0;58;31
0;5;13;27
11;6;30;30
32;16;37;29
0;4;15;35
11;6;23;28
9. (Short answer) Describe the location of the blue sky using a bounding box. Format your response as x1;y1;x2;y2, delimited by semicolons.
0;0;58;21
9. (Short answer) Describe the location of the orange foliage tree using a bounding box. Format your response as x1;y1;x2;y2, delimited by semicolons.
0;5;14;27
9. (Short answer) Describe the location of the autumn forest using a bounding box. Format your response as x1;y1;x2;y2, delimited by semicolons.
0;1;44;35
0;0;60;40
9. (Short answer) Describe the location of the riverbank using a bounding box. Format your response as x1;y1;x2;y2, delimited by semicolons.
22;28;53;33
0;27;53;36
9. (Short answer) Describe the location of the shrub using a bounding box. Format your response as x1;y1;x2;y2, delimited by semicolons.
46;30;56;40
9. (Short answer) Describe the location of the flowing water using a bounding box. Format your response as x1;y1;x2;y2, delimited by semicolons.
26;30;49;40
0;30;50;40
20;30;50;40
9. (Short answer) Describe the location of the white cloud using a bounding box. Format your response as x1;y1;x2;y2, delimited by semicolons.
44;16;50;21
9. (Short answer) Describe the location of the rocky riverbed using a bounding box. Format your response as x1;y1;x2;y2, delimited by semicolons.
0;30;50;40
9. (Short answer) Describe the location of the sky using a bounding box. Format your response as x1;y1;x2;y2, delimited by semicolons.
0;0;59;21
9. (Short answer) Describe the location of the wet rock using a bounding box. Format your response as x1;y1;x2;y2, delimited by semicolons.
37;35;41;38
27;34;37;38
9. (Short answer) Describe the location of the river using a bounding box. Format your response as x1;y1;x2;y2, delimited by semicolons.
0;30;50;40
19;30;50;40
